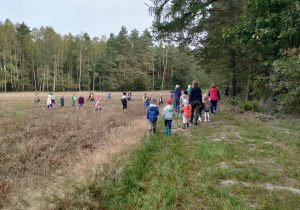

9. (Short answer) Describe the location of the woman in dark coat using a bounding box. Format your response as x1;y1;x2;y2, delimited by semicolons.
189;80;202;125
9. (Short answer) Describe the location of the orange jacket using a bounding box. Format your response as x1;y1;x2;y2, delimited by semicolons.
182;104;192;117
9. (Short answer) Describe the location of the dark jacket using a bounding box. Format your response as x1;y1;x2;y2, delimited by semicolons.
189;86;202;103
147;104;160;121
61;98;64;104
170;89;182;101
78;97;84;104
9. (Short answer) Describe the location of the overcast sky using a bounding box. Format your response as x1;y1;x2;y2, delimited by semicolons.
0;0;154;38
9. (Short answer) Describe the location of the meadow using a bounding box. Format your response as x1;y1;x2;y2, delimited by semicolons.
0;91;300;209
0;91;159;208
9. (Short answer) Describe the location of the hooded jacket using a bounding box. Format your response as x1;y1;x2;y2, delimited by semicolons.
170;89;182;101
147;104;160;121
162;105;175;120
189;86;202;103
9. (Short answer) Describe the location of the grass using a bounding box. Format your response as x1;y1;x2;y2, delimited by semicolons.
1;93;300;209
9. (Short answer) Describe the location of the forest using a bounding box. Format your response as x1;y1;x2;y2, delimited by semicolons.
0;20;198;93
0;0;300;113
149;0;300;114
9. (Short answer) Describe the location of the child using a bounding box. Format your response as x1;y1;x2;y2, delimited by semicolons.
106;93;112;101
147;99;160;135
145;94;152;107
179;91;189;117
198;93;204;122
203;94;211;122
127;91;132;101
51;93;57;106
96;94;100;102
182;99;192;129
121;92;127;112
47;95;52;110
34;94;39;104
162;99;175;135
90;93;95;102
87;92;92;102
94;100;102;112
59;95;64;108
169;93;176;109
143;93;147;107
72;94;76;107
77;95;84;110
158;94;163;108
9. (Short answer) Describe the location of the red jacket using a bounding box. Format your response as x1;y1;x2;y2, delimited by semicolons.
209;88;219;100
182;104;192;117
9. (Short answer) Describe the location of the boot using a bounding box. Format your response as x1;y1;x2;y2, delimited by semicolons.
149;129;152;135
182;123;186;129
207;116;210;122
153;128;156;134
167;128;171;135
187;123;190;127
165;126;168;133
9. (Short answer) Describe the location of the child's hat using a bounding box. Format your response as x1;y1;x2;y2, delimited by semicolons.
166;99;172;104
183;99;188;105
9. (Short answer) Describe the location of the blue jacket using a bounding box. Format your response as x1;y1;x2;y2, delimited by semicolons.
171;89;181;101
147;104;160;121
61;98;64;104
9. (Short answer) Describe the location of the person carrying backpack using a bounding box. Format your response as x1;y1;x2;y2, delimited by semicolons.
147;99;160;135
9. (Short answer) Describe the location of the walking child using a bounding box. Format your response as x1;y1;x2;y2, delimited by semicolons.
106;93;112;101
96;94;100;102
158;94;163;108
47;95;52;110
121;92;127;112
51;93;57;106
162;99;175;135
169;93;176;109
182;99;192;129
147;99;160;135
90;93;95;102
143;93;147;107
145;94;152;107
34;94;39;104
77;95;84;110
72;94;76;107
127;91;132;101
203;94;211;122
94;100;102;112
60;95;64;108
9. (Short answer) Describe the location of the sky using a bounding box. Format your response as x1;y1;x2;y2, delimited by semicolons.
0;0;154;38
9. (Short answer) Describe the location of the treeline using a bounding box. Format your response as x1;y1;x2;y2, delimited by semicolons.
0;19;198;92
150;0;300;113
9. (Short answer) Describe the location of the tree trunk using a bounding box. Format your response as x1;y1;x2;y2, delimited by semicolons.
229;48;236;97
245;68;252;101
161;50;167;90
79;49;82;91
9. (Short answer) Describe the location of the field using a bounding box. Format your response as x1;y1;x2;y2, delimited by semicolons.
0;92;300;209
0;91;157;208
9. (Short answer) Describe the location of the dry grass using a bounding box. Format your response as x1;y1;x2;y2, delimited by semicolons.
0;91;165;209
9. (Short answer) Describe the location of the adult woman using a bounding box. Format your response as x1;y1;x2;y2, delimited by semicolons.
209;83;220;114
170;85;181;112
189;80;202;125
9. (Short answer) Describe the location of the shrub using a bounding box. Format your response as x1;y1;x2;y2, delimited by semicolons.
239;100;261;112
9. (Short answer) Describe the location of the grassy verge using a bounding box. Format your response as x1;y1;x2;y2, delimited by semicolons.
41;106;300;209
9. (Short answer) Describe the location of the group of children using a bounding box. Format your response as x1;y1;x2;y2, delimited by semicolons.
146;90;215;136
42;92;112;111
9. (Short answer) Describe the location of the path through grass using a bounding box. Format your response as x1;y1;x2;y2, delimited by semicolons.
42;105;300;209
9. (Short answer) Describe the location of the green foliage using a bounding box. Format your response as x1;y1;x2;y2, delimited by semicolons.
273;53;300;113
239;100;261;112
